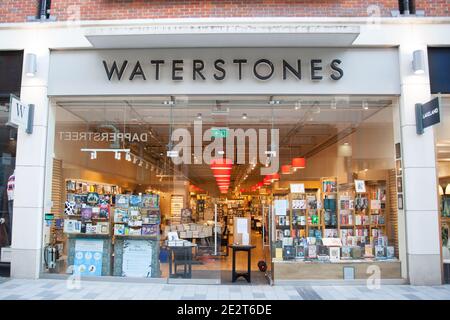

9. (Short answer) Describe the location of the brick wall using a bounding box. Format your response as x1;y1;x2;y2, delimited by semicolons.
0;0;39;23
1;0;449;23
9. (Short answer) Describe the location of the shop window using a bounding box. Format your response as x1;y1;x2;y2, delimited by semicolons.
44;96;402;282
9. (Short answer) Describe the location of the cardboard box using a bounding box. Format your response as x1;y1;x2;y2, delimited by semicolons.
233;217;251;245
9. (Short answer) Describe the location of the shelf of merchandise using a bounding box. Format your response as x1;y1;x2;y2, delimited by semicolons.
321;177;338;239
367;182;388;248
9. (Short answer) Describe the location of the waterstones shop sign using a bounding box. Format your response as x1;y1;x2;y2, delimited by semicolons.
102;58;344;82
47;48;401;95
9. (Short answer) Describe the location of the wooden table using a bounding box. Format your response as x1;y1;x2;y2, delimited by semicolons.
229;244;256;283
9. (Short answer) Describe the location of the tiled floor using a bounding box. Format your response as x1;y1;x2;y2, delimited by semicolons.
0;277;449;300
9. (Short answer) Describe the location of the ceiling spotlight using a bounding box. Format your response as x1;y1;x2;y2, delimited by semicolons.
90;151;97;160
125;152;131;161
269;100;280;105
294;101;302;110
196;113;202;120
145;163;149;170
362;101;369;110
242;113;248;120
163;100;175;105
114;151;121;160
139;160;143;167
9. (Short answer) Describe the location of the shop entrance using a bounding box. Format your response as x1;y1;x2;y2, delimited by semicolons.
47;95;400;284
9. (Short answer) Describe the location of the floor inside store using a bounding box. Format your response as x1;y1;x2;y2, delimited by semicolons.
160;228;268;284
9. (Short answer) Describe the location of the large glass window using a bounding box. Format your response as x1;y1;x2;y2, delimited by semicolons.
43;95;401;282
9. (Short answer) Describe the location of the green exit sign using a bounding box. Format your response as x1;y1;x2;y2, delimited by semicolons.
211;127;229;138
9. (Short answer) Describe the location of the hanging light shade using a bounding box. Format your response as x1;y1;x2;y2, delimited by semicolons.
270;173;280;182
210;158;233;169
257;182;263;188
439;185;444;196
292;157;306;170
263;176;271;185
213;170;231;177
216;177;231;182
281;165;292;174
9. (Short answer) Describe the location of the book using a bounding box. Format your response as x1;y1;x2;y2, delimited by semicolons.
114;208;129;223
81;207;92;221
85;223;98;234
364;244;374;257
128;227;142;236
375;245;385;258
141;224;159;236
114;224;125;235
63;219;81;233
91;207;100;219
115;194;130;208
129;195;142;207
99;204;110;218
142;194;159;208
96;222;109;234
329;247;340;261
307;245;317;258
386;246;395;259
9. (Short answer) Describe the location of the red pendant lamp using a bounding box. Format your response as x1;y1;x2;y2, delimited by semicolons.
281;165;292;174
292;157;306;170
263;176;271;185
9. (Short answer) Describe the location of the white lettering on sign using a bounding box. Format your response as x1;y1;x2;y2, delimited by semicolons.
423;107;439;119
8;96;29;128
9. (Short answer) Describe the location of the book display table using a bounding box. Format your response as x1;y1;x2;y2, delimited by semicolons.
229;244;256;283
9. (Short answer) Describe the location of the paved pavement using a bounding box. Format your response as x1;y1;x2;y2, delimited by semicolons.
0;277;449;300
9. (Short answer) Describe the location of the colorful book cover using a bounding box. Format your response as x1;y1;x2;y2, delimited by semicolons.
63;219;81;233
99;204;110;218
81;207;93;221
115;194;130;208
91;207;100;219
129;195;142;207
142;194;159;208
114;224;125;235
141;224;159;236
114;208;129;223
86;192;100;206
99;194;111;205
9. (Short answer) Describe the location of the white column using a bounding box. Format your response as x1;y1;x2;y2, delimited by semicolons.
398;44;442;285
10;47;50;279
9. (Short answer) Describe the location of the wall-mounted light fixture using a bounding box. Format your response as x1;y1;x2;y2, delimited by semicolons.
412;50;425;75
25;53;37;77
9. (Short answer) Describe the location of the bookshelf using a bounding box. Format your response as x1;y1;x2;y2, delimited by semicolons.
321;177;338;239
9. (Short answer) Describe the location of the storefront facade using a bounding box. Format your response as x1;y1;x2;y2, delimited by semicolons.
0;17;449;285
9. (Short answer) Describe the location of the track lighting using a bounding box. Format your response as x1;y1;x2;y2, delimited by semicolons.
126;152;131;161
114;151;121;160
197;113;202;120
90;151;97;160
294;101;302;110
242;113;248;120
